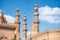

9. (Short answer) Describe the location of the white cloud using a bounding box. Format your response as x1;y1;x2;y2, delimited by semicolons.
4;15;15;24
27;31;30;38
39;5;60;24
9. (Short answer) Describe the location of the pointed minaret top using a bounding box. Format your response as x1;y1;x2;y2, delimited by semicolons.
34;4;38;12
35;4;38;7
16;8;20;16
24;15;26;21
16;8;19;12
14;8;20;25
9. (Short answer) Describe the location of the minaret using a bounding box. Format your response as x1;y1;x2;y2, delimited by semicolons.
30;4;39;40
14;8;20;25
23;15;27;40
14;8;20;40
34;4;39;31
0;10;5;24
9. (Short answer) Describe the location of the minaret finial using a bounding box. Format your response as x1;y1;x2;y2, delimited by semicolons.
23;14;27;40
16;8;19;12
15;8;20;24
35;4;38;7
24;15;26;22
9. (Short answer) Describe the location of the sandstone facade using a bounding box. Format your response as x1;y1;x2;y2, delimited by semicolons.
0;4;60;40
0;9;20;40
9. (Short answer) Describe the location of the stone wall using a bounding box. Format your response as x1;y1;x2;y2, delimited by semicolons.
0;28;15;40
31;30;60;40
37;30;60;40
49;31;60;40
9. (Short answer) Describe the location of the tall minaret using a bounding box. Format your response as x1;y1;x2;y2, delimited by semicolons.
0;10;6;24
0;10;3;24
23;15;27;40
30;4;39;40
14;8;20;40
34;4;39;31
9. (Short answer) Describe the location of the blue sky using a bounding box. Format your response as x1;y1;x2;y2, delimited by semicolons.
0;0;60;39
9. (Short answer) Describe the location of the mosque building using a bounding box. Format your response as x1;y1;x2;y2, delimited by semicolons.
0;4;60;40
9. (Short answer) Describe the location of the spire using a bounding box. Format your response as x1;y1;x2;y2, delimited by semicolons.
16;8;20;17
16;8;19;16
14;8;20;24
16;8;19;12
34;4;39;24
23;15;27;40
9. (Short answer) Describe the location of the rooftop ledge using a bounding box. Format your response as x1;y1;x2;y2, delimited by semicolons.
31;29;60;38
0;24;16;30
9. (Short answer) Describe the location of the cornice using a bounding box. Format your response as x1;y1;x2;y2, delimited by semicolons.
39;29;60;36
0;24;16;30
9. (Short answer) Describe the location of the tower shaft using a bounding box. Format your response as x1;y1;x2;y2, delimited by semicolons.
23;15;27;40
34;4;39;32
30;4;39;40
14;8;20;40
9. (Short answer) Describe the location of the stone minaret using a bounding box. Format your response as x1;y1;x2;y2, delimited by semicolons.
14;8;20;40
23;15;27;40
30;4;39;40
0;10;3;24
34;4;39;31
0;10;7;24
